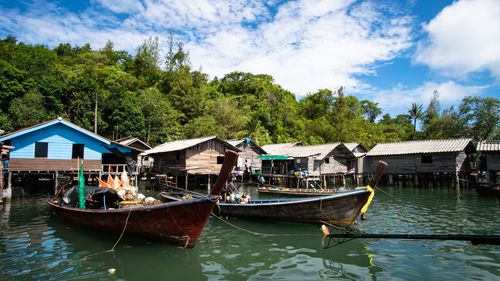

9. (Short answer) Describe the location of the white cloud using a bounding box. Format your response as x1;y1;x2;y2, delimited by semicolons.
0;0;414;96
415;0;500;80
369;81;485;113
95;0;145;14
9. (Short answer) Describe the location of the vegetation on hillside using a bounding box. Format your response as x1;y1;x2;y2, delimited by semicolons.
0;36;498;148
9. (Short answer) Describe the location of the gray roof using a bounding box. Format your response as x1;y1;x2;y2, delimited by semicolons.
477;140;500;151
263;143;344;160
117;137;152;150
143;136;240;155
366;138;474;156
261;142;301;154
343;142;367;158
226;139;266;154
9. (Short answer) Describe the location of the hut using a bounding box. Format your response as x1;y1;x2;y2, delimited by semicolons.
365;138;476;188
116;136;153;174
0;117;138;198
226;138;266;176
142;136;240;190
260;142;356;187
343;143;367;185
477;140;500;186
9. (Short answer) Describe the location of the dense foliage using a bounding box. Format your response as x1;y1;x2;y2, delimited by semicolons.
0;36;498;148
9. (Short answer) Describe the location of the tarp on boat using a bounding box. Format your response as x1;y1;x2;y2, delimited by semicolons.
62;185;121;209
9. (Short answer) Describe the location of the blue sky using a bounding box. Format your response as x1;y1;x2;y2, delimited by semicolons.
1;0;499;117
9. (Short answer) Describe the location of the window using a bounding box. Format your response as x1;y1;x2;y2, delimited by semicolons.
72;144;84;159
325;157;330;164
34;142;48;158
217;156;224;164
421;155;433;163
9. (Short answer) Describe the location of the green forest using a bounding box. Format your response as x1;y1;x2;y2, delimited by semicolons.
0;35;498;149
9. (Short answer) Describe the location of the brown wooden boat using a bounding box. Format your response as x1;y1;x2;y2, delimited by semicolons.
48;150;238;248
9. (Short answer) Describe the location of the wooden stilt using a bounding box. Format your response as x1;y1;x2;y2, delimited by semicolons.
6;171;12;200
185;174;188;191
207;174;211;193
54;171;59;195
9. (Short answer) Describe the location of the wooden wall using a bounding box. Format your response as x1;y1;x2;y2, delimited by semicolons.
7;158;102;171
235;142;262;170
150;140;228;175
485;152;500;171
365;152;471;175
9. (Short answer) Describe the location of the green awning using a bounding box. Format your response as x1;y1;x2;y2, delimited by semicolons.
257;155;293;160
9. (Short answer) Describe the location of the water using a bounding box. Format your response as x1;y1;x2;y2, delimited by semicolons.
1;187;499;281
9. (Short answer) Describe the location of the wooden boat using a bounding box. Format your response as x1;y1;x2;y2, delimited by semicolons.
48;150;238;248
257;185;339;196
475;184;500;197
162;161;387;225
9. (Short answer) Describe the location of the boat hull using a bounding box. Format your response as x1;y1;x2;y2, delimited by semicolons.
257;186;338;196
48;197;217;248
215;189;371;224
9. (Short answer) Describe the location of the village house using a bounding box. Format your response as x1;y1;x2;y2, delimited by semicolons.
226;138;266;175
0;118;139;198
142;136;240;190
116;136;153;174
365;138;476;188
477;140;500;186
260;142;359;187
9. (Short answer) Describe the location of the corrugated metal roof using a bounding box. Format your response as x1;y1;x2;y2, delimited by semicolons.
143;136;240;155
263;143;343;160
366;138;473;156
117;137;152;149
343;142;366;158
226;139;244;147
261;142;301;154
477;140;500;151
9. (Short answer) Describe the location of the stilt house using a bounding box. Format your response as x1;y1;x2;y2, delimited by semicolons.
226;138;266;173
365;138;476;187
477;140;500;186
143;136;240;175
0;118;138;197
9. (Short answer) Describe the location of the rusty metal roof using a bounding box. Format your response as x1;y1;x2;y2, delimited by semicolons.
366;138;474;156
477;140;500;151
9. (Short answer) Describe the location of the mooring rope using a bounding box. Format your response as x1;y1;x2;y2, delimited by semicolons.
211;213;326;238
111;206;133;251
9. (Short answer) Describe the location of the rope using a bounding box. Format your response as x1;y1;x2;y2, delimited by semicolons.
211;213;320;238
111;207;133;251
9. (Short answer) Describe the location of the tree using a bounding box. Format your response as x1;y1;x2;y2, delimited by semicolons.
408;103;424;133
361;100;382;123
8;91;47;129
459;96;499;140
133;36;161;87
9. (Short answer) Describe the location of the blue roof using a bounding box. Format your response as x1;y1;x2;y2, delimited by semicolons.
0;117;112;145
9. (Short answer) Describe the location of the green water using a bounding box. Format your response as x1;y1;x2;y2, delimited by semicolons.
1;187;499;281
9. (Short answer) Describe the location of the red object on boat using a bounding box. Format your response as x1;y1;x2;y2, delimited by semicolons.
48;150;238;248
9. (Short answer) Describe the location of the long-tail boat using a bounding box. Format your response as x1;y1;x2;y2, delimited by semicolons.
48;150;238;248
162;161;387;225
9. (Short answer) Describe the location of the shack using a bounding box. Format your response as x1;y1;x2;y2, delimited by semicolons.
259;142;356;187
365;138;476;188
477;140;500;186
226;138;266;176
142;136;240;190
0;117;138;197
344;143;367;185
116;136;153;174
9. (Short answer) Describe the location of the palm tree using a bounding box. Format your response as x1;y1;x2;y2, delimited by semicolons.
408;103;424;132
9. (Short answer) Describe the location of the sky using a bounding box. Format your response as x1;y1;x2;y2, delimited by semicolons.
0;0;499;117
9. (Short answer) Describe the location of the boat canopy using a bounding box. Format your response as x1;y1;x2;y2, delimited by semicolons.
257;155;293;160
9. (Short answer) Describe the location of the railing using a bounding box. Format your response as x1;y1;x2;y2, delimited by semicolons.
101;164;128;175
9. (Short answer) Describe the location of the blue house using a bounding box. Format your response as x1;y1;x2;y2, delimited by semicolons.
0;118;136;197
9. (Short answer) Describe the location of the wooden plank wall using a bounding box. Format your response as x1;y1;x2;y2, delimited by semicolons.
7;158;101;171
186;140;226;174
485;152;500;171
